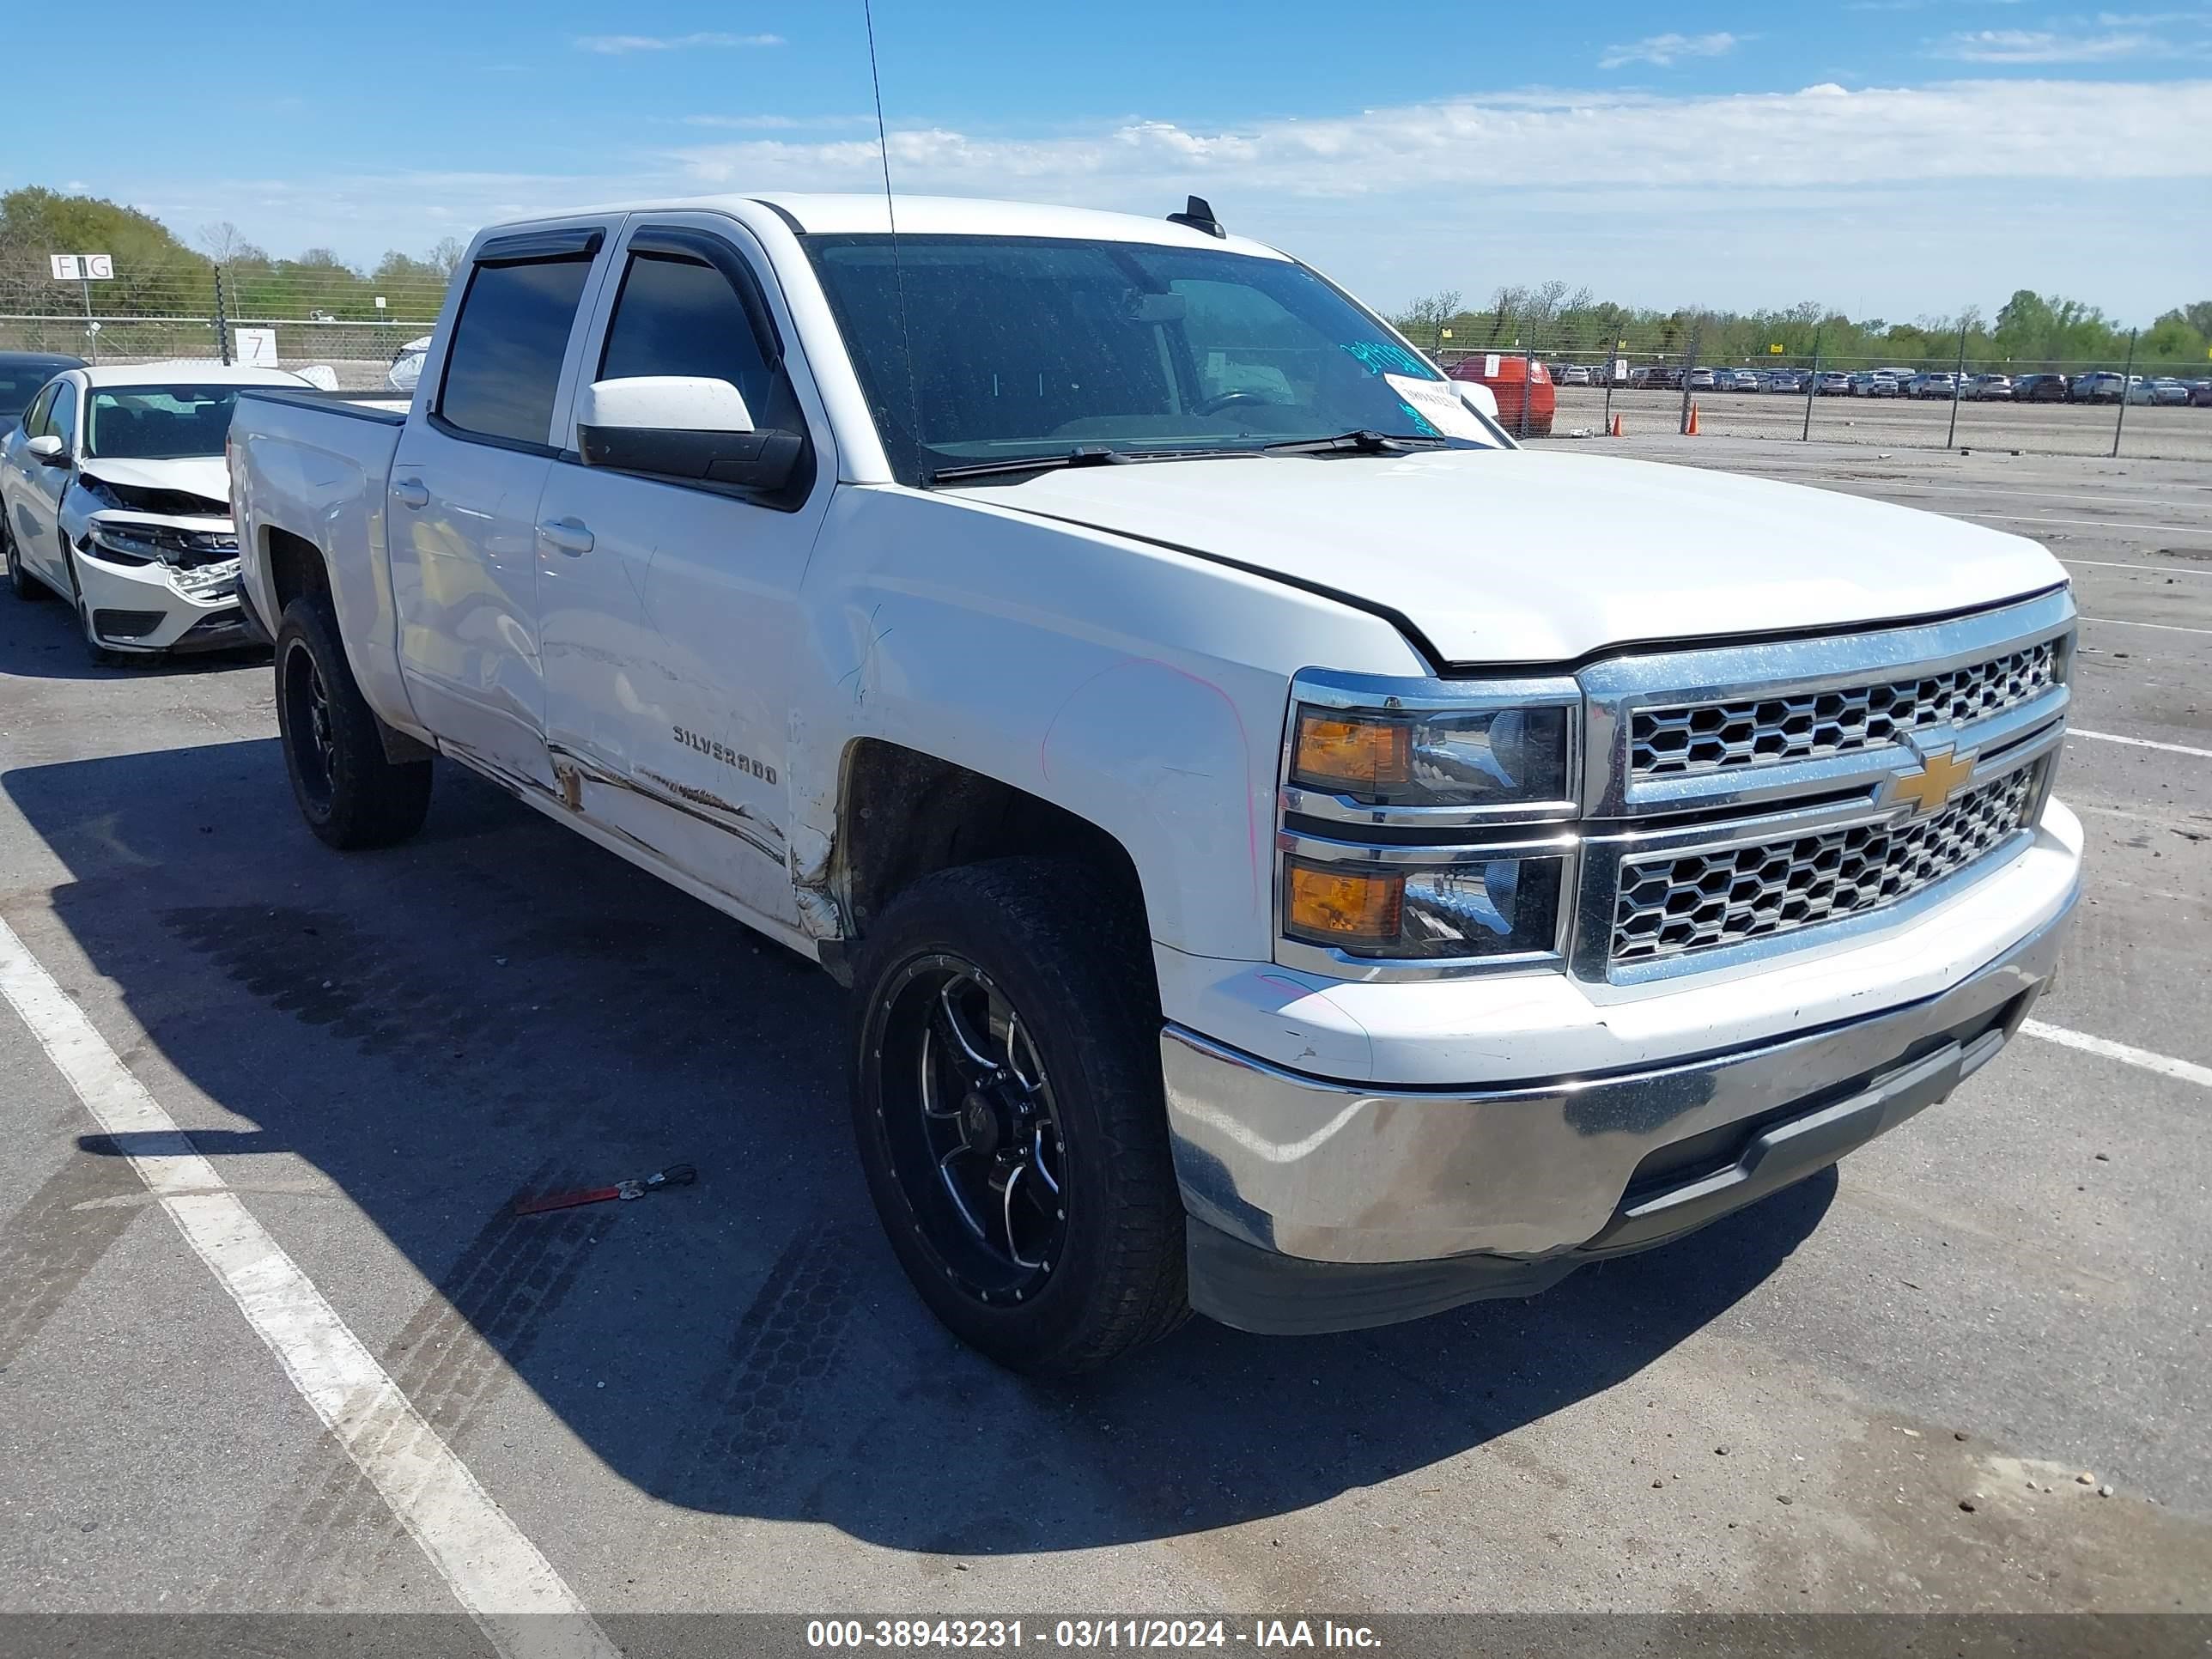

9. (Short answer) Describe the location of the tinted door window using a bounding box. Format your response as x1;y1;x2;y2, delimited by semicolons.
21;383;58;438
437;256;594;447
47;383;78;454
599;252;781;421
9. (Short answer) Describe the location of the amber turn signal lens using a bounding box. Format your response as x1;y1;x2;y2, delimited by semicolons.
1293;711;1413;793
1285;862;1403;945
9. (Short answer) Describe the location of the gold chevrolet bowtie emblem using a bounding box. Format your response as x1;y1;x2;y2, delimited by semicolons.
1887;745;1976;815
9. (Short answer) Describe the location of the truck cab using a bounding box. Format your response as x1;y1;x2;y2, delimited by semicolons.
230;194;2080;1373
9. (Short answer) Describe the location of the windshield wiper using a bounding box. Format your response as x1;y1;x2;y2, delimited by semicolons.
1263;429;1445;457
927;446;1135;485
927;442;1295;485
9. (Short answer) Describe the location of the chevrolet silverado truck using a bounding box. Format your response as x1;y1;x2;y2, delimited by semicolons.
228;194;2081;1374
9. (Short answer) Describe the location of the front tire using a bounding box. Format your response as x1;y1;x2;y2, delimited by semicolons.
60;545;130;666
275;596;432;849
850;858;1188;1375
4;519;49;601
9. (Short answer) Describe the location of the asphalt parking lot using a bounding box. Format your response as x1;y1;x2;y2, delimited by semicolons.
1;439;2208;1644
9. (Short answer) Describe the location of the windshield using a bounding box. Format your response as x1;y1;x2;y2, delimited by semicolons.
85;385;249;460
805;234;1497;482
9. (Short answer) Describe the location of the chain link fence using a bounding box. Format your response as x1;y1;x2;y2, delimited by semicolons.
1431;329;2211;459
0;312;440;391
0;262;450;392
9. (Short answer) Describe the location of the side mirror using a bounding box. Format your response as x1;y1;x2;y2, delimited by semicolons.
27;434;69;466
576;375;802;492
1456;382;1500;422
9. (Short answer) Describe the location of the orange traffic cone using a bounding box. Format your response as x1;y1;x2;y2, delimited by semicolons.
1609;412;1624;437
1685;401;1702;436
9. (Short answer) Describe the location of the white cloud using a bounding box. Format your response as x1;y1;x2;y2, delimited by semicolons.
666;79;2212;196
1599;31;1745;70
53;78;2211;322
1935;27;2159;59
574;31;782;54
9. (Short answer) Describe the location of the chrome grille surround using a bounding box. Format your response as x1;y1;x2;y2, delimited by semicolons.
1611;761;2043;963
1272;588;2075;992
1630;639;2059;780
1572;586;2075;994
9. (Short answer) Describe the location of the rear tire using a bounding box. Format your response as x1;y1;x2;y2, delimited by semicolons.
275;595;432;849
849;857;1188;1375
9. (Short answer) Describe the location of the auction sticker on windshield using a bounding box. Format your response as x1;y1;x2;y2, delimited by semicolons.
1384;374;1492;441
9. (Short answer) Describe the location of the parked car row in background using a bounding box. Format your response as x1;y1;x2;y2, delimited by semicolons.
1522;359;2212;406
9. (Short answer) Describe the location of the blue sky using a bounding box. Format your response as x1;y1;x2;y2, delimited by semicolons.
11;1;2209;321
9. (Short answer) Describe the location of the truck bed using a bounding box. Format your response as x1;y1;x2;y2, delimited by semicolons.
230;383;413;726
234;386;410;422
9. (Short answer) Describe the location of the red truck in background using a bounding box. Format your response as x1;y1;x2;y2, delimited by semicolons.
1445;355;1555;436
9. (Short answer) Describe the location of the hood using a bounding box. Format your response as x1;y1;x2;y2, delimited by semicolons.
77;455;233;514
947;448;2066;665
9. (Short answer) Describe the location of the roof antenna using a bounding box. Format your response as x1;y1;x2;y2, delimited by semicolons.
1166;195;1226;238
863;0;924;480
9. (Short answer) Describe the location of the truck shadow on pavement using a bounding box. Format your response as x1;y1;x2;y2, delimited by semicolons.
9;738;1832;1559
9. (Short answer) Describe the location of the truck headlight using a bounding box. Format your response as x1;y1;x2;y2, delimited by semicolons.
1290;702;1571;809
1283;848;1569;961
1279;671;1582;973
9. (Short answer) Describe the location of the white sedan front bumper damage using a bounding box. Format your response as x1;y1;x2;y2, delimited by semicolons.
61;506;252;654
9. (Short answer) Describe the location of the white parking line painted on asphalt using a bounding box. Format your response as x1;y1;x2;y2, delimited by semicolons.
2022;1019;2212;1090
1953;512;2212;538
2082;616;2212;637
2070;728;2212;759
0;918;617;1659
2062;558;2212;578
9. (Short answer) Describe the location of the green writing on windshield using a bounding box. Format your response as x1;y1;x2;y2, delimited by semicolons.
1341;340;1430;378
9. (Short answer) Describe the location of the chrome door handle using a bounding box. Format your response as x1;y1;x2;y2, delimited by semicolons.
392;477;429;510
537;517;594;556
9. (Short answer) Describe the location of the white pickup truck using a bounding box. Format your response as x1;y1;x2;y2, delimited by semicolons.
229;193;2081;1373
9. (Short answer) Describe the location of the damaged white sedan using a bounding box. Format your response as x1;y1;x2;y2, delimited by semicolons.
1;362;307;661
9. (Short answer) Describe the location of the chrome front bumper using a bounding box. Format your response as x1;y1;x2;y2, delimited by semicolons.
1164;887;2075;1332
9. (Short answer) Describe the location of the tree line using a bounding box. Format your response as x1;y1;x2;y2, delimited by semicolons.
0;187;457;325
1395;282;2212;374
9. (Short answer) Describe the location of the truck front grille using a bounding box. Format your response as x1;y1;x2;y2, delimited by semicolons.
1629;638;2059;780
1611;762;2042;964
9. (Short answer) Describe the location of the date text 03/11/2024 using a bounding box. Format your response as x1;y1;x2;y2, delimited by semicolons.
803;1620;1382;1650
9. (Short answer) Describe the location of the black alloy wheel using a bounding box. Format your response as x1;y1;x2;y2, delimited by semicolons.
877;953;1069;1305
270;595;432;849
281;633;337;816
849;858;1188;1374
